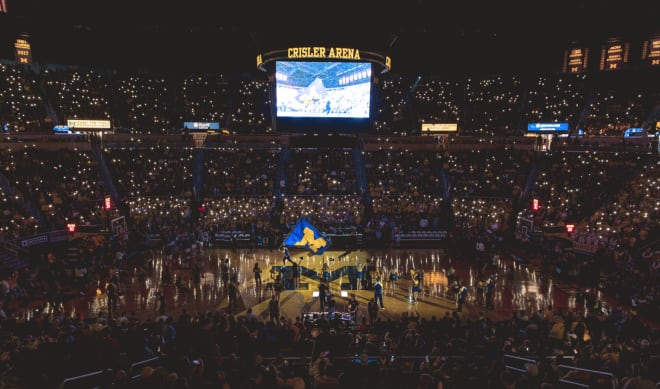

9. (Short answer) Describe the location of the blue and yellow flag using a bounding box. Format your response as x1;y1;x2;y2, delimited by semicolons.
284;218;330;255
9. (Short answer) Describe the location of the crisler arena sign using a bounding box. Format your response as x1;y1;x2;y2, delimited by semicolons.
257;46;391;73
287;46;363;59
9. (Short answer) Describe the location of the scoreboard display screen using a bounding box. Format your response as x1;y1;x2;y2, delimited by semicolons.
275;60;372;119
274;60;374;133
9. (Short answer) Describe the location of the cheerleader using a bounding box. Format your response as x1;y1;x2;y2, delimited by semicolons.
282;247;293;265
271;266;283;300
388;267;398;291
322;259;331;281
356;262;365;290
417;268;424;289
410;269;421;304
253;262;263;297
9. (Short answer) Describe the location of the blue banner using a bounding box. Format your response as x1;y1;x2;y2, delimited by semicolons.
527;122;569;133
183;122;220;131
284;218;330;255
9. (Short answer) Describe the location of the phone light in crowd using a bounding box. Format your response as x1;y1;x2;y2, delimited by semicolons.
67;223;77;233
104;195;112;210
565;224;575;234
312;291;320;298
341;291;348;297
531;198;540;211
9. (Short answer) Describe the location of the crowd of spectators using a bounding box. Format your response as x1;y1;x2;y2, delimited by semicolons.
0;146;654;389
0;147;107;233
364;150;445;198
0;184;38;243
285;149;359;196
521;73;588;131
462;75;525;137
202;149;278;197
42;67;113;124
581;73;652;137
230;79;272;134
0;59;657;387
105;145;194;198
445;149;532;199
2;61;658;137
0;287;657;388
179;73;230;124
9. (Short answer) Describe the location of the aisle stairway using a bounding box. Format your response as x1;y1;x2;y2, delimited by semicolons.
91;148;120;210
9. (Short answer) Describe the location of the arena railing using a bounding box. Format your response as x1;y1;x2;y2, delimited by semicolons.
502;353;536;374
129;356;161;379
57;369;112;389
557;364;617;389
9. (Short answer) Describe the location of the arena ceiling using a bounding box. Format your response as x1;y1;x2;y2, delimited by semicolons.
0;0;657;76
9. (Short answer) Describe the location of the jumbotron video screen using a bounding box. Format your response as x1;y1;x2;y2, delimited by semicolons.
274;60;374;133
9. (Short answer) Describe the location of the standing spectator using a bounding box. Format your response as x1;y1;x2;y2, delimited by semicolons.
137;266;148;303
272;266;283;300
192;261;202;290
318;278;329;312
367;297;378;325
374;279;384;309
283;263;292;290
447;264;456;284
326;294;337;314
161;262;173;286
292;259;301;290
485;274;495;310
45;267;63;312
227;275;239;313
73;263;88;293
106;277;119;318
253;262;263;297
202;230;209;248
457;281;468;313
221;258;230;292
363;259;373;290
348;293;358;323
269;294;280;327
157;291;167;316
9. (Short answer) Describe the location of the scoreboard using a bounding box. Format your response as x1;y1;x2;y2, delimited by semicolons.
257;45;390;134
